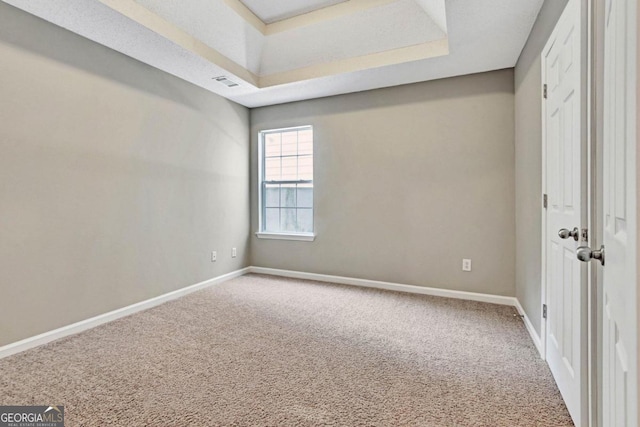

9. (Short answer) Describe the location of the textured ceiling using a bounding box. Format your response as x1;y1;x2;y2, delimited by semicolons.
135;0;265;74
2;0;544;108
131;0;446;77
135;0;264;74
259;0;445;75
239;0;349;23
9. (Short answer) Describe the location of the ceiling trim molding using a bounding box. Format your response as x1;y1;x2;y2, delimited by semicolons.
97;0;447;89
221;0;401;35
98;0;259;86
264;0;400;35
259;38;449;87
220;0;266;34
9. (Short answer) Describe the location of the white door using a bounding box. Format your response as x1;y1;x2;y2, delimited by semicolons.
601;0;638;424
542;0;588;424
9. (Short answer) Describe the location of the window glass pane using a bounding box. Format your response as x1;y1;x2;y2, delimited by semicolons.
260;126;313;234
265;184;280;208
264;157;281;181
265;208;280;232
298;130;313;155
297;184;313;208
280;208;297;232
264;133;281;157
281;131;297;156
297;209;313;233
280;184;296;208
281;157;297;181
298;155;313;181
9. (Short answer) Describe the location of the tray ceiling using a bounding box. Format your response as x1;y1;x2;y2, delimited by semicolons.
238;0;349;24
2;0;544;107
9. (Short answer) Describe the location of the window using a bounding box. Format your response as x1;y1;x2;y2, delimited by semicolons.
257;126;314;241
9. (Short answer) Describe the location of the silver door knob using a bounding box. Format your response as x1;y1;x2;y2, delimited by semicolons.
576;245;605;266
558;227;580;241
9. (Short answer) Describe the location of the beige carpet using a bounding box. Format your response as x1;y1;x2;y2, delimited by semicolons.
0;274;573;426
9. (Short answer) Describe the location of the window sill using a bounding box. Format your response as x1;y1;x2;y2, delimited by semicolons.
255;232;316;242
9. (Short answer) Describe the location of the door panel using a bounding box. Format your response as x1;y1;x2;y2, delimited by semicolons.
602;0;637;424
543;0;587;424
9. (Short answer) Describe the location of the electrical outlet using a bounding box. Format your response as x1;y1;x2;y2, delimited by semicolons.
211;251;217;262
232;248;237;258
462;259;472;272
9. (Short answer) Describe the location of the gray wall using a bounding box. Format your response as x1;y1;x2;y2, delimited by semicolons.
251;70;516;296
0;3;250;346
515;0;569;335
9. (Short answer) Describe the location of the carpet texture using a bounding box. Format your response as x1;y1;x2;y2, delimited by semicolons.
0;274;573;426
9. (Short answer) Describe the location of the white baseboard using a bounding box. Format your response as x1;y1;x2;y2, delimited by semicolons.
249;266;518;306
514;299;544;358
250;267;547;358
0;267;250;360
1;265;544;363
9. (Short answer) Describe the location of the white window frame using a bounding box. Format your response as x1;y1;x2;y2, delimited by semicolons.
256;125;315;242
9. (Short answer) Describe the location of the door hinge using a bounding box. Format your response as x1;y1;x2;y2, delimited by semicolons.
543;194;548;209
543;84;548;99
543;304;548;319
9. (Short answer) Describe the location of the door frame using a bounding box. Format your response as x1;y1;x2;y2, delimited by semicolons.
587;0;603;425
541;53;548;362
540;0;590;422
589;0;640;426
543;1;639;425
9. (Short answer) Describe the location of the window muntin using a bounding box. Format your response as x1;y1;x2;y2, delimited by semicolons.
260;126;313;235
